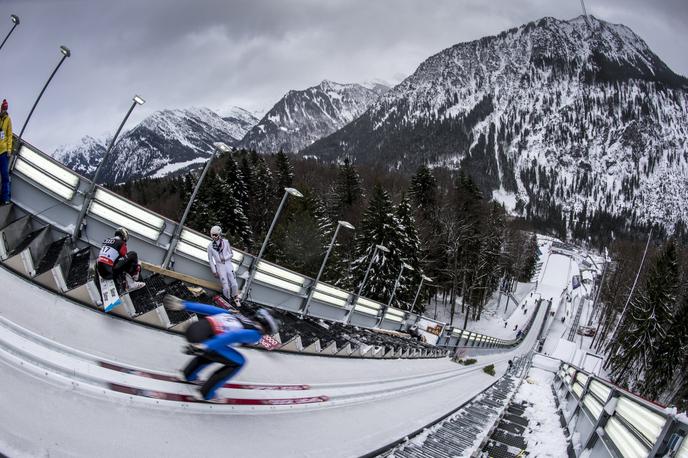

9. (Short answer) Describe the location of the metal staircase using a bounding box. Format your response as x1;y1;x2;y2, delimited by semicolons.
379;357;531;458
566;298;585;342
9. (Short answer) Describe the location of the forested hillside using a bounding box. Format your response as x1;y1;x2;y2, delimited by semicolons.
113;150;538;319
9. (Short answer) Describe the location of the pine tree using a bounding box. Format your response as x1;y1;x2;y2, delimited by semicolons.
607;240;679;389
274;150;294;194
186;170;220;234
221;154;249;214
409;164;438;212
332;158;362;220
214;178;253;251
350;184;403;304
643;256;687;399
394;194;423;309
268;189;326;276
667;293;688;410
474;202;505;318
314;194;352;287
520;233;539;282
250;157;275;241
218;154;253;250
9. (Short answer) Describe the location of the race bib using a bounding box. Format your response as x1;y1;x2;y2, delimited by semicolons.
0;132;4;140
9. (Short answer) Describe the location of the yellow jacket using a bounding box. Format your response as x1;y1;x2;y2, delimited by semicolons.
0;114;12;155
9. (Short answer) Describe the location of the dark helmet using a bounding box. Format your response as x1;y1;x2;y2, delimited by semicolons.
115;227;129;241
254;308;278;335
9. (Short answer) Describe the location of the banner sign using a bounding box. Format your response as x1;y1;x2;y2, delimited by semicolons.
415;317;444;346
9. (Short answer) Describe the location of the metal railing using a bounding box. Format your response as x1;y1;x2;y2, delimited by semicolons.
554;361;688;457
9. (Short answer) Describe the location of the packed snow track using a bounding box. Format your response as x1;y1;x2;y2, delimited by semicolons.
0;266;543;457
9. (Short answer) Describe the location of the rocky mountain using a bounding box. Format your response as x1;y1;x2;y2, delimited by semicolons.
303;16;688;229
53;107;256;184
239;80;388;153
53;135;108;179
218;106;260;139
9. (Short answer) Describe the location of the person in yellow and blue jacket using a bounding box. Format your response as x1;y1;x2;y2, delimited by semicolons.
0;99;13;205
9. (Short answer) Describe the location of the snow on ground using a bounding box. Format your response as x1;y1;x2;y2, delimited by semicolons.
150;156;208;178
514;367;569;457
427;283;539;340
425;238;550;339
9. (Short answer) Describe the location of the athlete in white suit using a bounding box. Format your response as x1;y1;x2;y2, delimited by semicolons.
207;225;240;305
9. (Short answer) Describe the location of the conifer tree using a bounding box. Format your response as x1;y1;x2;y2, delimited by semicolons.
274;150;294;194
186;170;220;234
607;240;679;388
218;154;253;249
520;233;539;282
268;190;326;276
643;256;687;399
409;164;438;212
332;157;363;219
666;294;688;409
213;179;253;251
350;184;403;303
394;194;423;309
251;157;275;241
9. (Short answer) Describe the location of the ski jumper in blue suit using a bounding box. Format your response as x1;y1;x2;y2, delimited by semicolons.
181;302;262;400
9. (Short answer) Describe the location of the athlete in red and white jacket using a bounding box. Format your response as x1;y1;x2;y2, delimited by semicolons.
97;227;144;291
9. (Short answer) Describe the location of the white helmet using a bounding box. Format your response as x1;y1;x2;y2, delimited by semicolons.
210;225;222;237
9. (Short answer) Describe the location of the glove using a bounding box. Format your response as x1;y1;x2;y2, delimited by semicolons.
183;343;207;356
163;294;185;311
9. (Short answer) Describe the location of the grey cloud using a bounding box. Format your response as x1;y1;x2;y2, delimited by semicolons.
0;0;686;153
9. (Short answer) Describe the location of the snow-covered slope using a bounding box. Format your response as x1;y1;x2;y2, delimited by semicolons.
53;135;107;178
52;107;250;184
304;16;688;229
218;106;260;140
239;80;388;153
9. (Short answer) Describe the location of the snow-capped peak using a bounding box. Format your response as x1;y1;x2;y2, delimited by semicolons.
303;15;688;231
51;106;256;183
239;80;389;153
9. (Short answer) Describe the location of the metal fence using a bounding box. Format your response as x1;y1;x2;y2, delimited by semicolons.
10;137;523;353
554;361;688;457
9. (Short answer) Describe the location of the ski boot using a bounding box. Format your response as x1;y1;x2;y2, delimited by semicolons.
124;272;145;292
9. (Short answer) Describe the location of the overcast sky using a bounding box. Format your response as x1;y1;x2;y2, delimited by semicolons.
1;0;686;152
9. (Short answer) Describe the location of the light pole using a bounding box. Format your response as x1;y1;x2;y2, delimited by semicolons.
72;95;146;241
410;274;432;311
345;243;389;324
0;14;19;52
17;45;71;146
378;262;414;326
301;220;354;316
162;142;231;269
242;186;303;299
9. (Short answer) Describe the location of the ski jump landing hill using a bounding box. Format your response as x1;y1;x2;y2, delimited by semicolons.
0;267;547;457
0;139;553;457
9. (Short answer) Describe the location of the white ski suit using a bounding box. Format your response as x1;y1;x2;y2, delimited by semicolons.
207;238;239;300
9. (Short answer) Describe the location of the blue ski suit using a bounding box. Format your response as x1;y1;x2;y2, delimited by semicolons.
181;302;262;400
